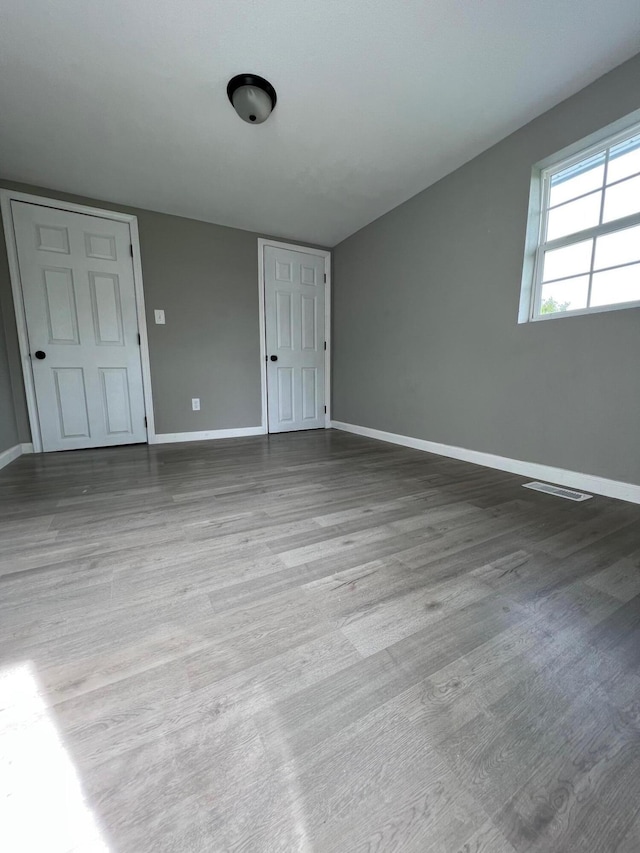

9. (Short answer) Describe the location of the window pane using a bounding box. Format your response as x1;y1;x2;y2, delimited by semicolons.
542;239;592;282
607;134;640;184
546;191;601;240
590;263;640;307
602;173;640;223
539;276;589;314
549;155;605;207
594;224;640;270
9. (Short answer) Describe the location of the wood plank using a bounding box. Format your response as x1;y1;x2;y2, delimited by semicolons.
1;429;640;852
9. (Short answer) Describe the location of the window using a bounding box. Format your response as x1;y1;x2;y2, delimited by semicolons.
524;121;640;320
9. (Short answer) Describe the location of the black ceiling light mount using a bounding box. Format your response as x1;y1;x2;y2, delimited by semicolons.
227;74;277;125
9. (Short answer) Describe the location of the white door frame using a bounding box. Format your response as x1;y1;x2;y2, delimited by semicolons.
0;189;156;452
257;238;331;433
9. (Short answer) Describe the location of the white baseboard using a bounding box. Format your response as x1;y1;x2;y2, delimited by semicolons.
331;420;640;505
0;444;23;471
151;426;266;445
21;443;33;454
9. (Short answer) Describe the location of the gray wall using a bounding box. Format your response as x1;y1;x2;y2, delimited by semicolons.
0;180;322;441
0;296;19;453
333;52;640;486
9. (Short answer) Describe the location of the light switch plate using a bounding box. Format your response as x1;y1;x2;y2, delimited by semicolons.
154;309;165;324
192;398;200;411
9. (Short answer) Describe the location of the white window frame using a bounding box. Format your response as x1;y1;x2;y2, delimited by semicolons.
519;109;640;323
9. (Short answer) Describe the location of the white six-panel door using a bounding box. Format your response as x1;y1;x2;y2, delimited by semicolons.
12;201;147;451
264;245;326;432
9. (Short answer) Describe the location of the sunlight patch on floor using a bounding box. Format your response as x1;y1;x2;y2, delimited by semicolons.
0;662;110;853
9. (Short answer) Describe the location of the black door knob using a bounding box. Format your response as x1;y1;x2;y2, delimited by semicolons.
34;350;46;360
270;355;278;361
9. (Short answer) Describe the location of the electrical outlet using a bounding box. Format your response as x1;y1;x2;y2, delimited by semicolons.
154;309;165;324
192;398;200;411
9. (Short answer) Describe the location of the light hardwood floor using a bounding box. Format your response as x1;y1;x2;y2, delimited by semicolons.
1;429;640;852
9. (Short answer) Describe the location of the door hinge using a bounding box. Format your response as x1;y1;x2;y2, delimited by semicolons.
324;273;327;283
144;416;147;428
323;341;326;350
324;406;327;413
137;332;141;345
130;244;134;257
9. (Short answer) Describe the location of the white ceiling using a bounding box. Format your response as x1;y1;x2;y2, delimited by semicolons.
1;1;639;246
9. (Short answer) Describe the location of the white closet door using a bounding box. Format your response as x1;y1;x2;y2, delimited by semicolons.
12;201;147;451
264;246;326;432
